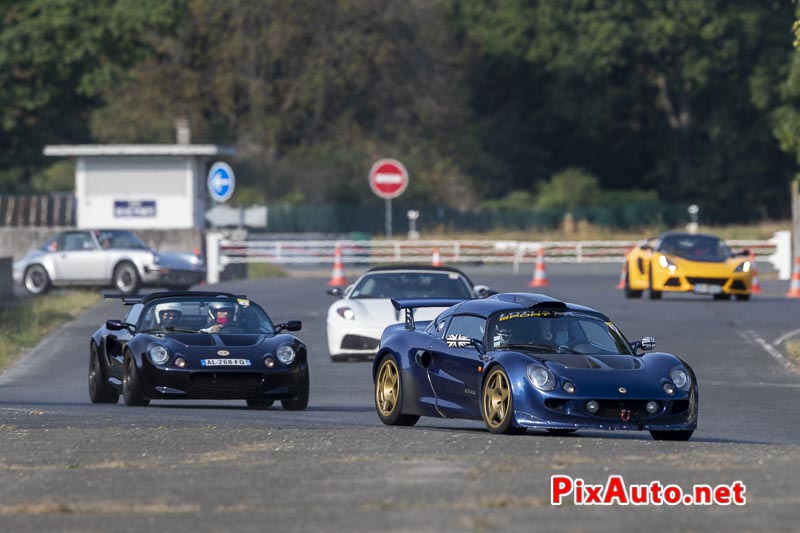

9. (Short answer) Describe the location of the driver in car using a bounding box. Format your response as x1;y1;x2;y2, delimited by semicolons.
200;302;236;333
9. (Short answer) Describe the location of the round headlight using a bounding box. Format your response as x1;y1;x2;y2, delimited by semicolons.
276;345;296;364
147;344;170;365
669;367;690;391
526;364;556;391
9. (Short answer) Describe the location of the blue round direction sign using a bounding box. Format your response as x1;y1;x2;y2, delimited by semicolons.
207;162;236;203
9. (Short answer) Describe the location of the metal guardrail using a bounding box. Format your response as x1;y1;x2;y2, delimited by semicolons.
210;236;784;274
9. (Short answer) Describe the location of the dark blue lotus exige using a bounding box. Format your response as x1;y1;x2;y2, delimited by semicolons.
373;293;697;440
89;291;308;410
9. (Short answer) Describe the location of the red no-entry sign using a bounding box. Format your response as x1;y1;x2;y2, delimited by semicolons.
368;159;408;199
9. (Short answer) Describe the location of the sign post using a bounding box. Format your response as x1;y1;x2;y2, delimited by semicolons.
368;158;408;238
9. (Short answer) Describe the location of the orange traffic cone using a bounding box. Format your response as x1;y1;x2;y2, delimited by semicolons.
615;248;632;289
328;244;347;287
615;260;628;290
432;247;442;267
528;247;550;288
786;256;800;298
749;251;761;295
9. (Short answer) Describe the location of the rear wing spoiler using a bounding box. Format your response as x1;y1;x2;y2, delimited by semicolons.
390;298;467;330
102;293;145;305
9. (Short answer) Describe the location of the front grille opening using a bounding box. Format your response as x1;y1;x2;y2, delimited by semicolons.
730;280;746;291
686;277;727;286
545;399;568;412
341;335;379;350
591;400;659;420
191;372;263;390
670;400;689;415
664;277;681;287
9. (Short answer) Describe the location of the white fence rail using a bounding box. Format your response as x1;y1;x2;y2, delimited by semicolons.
206;231;792;284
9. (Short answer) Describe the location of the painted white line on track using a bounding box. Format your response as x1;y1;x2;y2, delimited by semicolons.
773;327;800;346
740;329;797;373
703;380;800;389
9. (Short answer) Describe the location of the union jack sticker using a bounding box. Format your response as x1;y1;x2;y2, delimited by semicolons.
446;334;471;348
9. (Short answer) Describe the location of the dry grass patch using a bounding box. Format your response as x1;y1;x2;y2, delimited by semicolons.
786;340;800;364
0;290;100;371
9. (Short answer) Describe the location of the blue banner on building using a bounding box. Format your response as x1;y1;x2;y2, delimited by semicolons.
113;200;157;218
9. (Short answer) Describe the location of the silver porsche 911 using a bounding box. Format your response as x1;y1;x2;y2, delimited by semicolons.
13;229;206;295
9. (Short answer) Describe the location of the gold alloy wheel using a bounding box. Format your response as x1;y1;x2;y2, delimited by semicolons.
483;368;511;429
376;358;400;417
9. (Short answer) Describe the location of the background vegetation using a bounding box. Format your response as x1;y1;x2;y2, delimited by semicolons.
2;0;800;225
0;291;100;371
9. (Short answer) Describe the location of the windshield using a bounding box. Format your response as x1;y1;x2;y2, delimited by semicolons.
658;235;731;262
138;296;275;334
350;271;472;299
94;230;149;250
488;310;632;355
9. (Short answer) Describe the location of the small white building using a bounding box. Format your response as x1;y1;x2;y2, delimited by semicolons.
43;144;235;229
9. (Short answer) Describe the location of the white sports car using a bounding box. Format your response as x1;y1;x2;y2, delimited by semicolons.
326;265;492;361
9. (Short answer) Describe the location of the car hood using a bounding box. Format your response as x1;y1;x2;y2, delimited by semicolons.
507;352;645;371
667;254;746;272
157;333;294;350
339;298;445;327
157;252;205;271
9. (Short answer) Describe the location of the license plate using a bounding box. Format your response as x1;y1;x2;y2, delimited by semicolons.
693;283;722;295
200;359;251;367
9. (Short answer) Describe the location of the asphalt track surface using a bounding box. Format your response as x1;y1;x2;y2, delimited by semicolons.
2;265;800;531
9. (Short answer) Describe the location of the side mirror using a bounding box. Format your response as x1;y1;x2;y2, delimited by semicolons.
639;336;655;351
106;319;133;332
326;288;343;297
470;338;486;356
276;320;302;332
640;244;652;251
473;285;496;298
736;249;751;257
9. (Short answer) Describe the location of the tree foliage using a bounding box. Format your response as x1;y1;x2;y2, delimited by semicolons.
0;0;797;222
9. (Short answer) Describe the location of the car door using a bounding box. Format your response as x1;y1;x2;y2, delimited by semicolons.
51;231;105;281
427;314;485;419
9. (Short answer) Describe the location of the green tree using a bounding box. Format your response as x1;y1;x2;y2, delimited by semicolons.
0;0;182;191
535;168;600;210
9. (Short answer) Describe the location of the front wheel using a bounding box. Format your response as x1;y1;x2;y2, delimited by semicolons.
374;355;419;426
113;262;141;295
650;430;693;441
624;271;642;299
481;367;526;435
88;344;119;404
24;264;51;295
123;355;149;406
281;368;309;411
648;270;662;300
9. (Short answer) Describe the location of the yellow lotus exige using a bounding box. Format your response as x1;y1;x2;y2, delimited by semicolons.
624;232;752;300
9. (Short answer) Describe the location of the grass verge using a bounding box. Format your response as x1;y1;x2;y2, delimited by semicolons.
246;262;288;278
0;291;101;372
786;340;800;365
